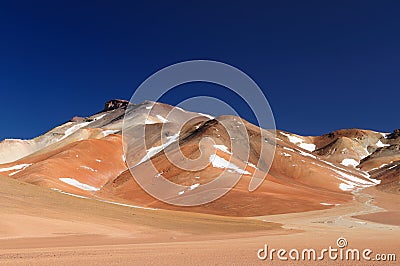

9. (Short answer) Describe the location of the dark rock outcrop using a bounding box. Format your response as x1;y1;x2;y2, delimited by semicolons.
388;129;400;140
104;99;129;111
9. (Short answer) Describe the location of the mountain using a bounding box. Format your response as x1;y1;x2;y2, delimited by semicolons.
0;99;398;217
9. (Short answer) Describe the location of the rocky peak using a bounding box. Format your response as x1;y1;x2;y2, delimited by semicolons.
388;129;400;140
104;99;129;111
70;116;85;122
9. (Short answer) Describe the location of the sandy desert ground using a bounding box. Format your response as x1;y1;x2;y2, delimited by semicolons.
0;174;398;265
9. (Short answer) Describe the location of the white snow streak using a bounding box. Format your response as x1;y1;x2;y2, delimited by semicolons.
93;113;107;121
283;147;295;152
61;122;91;140
199;113;215;119
280;132;316;152
80;166;98;172
156;115;169;123
8;170;24;176
0;163;32;173
145;118;157;124
189;183;200;190
51;188;89;199
59;178;99;191
102;129;119;136
136;132;180;166
209;154;251;175
213;144;231;154
246;162;257;168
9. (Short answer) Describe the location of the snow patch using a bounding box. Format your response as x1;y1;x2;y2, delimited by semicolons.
178;183;200;195
213;144;231;154
136;132;180;166
156;115;169;123
376;140;390;148
80;166;98;172
209;154;251;175
9;170;24;176
93;113;107;121
280;132;316;152
155;172;163;178
280;132;303;143
339;183;355;191
61;122;91;140
189;183;200;190
145;118;157;124
320;202;340;206
102;129;119;136
199;113;215;119
331;167;379;186
370;162;392;171
341;158;359;167
283;147;295;152
298;150;317;159
380;133;389;138
246;162;257;168
174;106;185;112
0;163;32;173
59;178;99;191
299;143;316;152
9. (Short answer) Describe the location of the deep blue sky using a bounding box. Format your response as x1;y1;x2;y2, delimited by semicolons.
2;1;400;140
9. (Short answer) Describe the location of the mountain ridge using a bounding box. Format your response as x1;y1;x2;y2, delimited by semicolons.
0;99;398;217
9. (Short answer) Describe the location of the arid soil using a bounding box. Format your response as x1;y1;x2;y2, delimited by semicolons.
0;175;398;265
